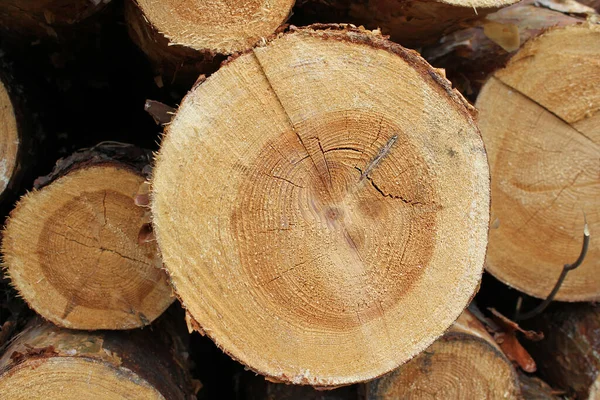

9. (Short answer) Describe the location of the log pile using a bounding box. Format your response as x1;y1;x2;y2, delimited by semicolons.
0;0;598;399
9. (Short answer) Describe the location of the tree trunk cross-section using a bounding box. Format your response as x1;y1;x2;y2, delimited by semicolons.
0;317;195;399
125;0;294;87
478;24;600;301
2;144;174;330
365;311;521;399
151;25;490;386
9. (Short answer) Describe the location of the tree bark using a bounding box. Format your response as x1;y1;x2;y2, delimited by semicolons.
526;304;600;399
518;372;561;400
151;24;490;386
0;0;109;43
124;0;294;88
293;0;519;48
2;142;174;330
476;23;600;301
363;311;521;399
0;313;197;399
422;0;583;98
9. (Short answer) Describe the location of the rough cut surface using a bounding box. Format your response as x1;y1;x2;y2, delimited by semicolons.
2;151;173;329
365;311;521;399
0;317;194;399
478;24;600;301
151;26;490;386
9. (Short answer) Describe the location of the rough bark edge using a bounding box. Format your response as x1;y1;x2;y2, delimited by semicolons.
33;141;152;189
0;313;195;399
124;0;224;88
293;0;519;48
153;23;489;388
422;0;588;99
217;24;478;127
364;332;521;398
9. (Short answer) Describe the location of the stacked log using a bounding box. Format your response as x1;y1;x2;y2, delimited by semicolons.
0;0;599;398
2;143;173;330
364;311;521;399
150;24;490;386
477;23;599;301
125;0;295;87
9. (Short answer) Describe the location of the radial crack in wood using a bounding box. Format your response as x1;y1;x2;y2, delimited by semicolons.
477;24;600;301
151;25;490;386
2;146;174;329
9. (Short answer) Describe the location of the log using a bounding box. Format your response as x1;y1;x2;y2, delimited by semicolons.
363;311;521;399
151;25;490;386
0;315;196;399
293;0;519;48
125;0;294;88
422;0;584;98
2;143;174;330
526;304;600;399
0;69;25;205
476;23;600;301
0;0;109;42
518;372;561;400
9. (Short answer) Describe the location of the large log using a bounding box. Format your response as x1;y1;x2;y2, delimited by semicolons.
125;0;294;87
364;311;521;399
293;0;519;48
151;25;490;386
2;143;174;329
526;304;600;399
0;315;196;399
476;23;599;301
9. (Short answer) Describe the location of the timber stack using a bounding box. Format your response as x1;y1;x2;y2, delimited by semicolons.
0;0;598;399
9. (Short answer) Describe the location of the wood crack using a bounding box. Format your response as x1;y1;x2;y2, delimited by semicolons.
493;76;598;148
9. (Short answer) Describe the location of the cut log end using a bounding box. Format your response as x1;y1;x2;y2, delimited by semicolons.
151;26;490;386
131;0;294;54
478;24;600;301
2;161;173;330
0;78;19;198
365;312;521;399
